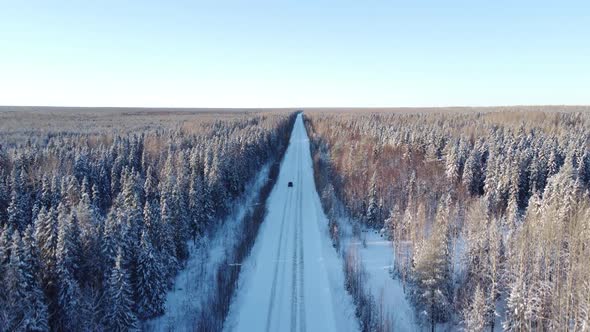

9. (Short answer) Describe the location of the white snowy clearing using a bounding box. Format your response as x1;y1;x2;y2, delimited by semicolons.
224;114;358;332
349;231;417;331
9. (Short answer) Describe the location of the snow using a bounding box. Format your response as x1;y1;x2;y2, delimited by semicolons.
146;113;417;331
328;195;418;330
349;230;417;331
224;114;358;332
144;162;271;331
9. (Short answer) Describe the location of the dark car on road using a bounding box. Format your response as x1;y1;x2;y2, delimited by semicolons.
288;181;293;187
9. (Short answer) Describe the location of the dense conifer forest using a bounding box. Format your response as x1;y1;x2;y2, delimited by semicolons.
3;107;590;331
0;109;295;331
305;107;590;331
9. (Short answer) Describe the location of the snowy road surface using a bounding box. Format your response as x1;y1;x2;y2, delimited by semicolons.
225;114;357;332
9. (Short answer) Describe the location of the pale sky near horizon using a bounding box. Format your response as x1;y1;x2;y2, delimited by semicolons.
1;0;589;108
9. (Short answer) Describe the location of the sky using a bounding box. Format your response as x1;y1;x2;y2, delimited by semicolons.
1;0;589;108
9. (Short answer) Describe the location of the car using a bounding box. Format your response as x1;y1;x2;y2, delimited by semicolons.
288;181;293;187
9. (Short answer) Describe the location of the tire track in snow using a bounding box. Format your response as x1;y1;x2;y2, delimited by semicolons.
276;137;301;328
298;134;307;332
265;174;295;332
290;138;302;332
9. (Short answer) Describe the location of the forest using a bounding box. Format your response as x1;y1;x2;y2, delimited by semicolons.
305;107;590;331
0;109;295;331
2;106;590;332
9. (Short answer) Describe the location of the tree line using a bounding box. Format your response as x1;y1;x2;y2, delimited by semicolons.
0;110;296;331
305;109;590;331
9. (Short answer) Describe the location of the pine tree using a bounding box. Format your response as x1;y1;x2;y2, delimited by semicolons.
33;207;58;289
0;172;11;225
411;220;451;330
445;142;461;183
143;167;161;247
172;185;189;261
505;183;521;230
50;174;62;210
503;277;527;331
5;230;28;330
483;154;501;215
21;225;50;331
463;198;488;287
8;168;30;232
104;249;138;331
547;149;562;178
577;150;590;189
200;177;214;228
75;185;100;285
366;172;379;228
463;284;487;332
385;204;401;241
101;207;124;279
462;150;484;196
55;209;82;330
159;195;179;283
61;175;80;207
6;229;49;331
118;170;143;285
188;170;203;241
135;230;166;319
97;164;112;212
0;225;9;294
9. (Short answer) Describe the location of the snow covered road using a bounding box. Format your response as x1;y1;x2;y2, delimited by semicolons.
225;114;357;332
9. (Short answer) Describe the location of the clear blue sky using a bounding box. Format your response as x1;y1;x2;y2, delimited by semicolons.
1;0;589;107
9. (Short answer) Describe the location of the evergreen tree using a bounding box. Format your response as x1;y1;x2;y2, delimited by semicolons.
445;142;461;183
135;230;166;319
6;230;49;331
55;209;82;330
159;194;179;283
119;170;143;282
385;204;401;240
577;150;590;188
97;164;112;212
547;148;562;178
503;277;527;331
21;225;50;331
143;200;160;250
61;175;80;207
7;168;30;232
463;284;487;332
75;185;101;285
143;167;161;247
200;178;214;229
0;172;11;225
50;174;62;210
410;220;451;330
33;207;58;289
5;231;28;330
104;249;138;331
462;150;484;196
188;170;203;241
172;185;189;261
366;172;379;228
0;225;9;288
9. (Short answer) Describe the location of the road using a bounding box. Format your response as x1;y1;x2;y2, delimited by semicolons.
225;113;345;332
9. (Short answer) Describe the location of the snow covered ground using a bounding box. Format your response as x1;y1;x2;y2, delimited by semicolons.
224;114;358;332
349;230;417;331
144;163;271;331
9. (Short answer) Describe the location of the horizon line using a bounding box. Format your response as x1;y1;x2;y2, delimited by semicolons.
1;104;590;111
